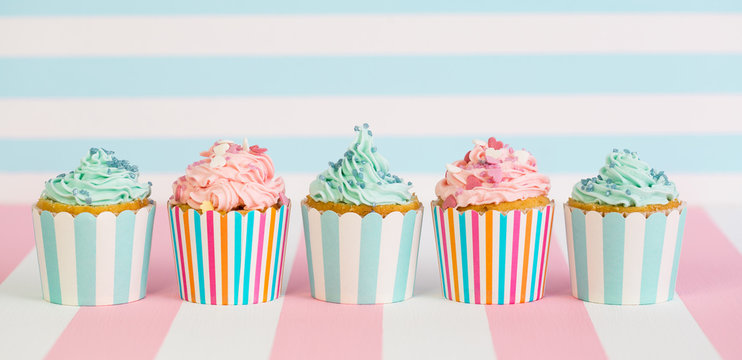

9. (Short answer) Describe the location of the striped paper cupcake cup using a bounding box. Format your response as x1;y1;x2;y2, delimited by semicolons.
168;201;291;305
432;201;555;305
301;201;424;304
31;203;156;306
563;203;687;305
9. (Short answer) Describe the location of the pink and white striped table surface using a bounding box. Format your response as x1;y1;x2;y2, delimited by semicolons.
1;203;740;360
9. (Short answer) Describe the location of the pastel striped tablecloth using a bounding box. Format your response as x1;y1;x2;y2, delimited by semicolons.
1;0;741;358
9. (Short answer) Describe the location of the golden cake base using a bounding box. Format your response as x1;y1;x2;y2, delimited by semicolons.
304;194;421;217
434;196;551;214
566;198;682;215
36;198;151;215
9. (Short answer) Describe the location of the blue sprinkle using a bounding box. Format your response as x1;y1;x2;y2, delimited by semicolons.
352;169;358;177
581;186;586;191
363;123;369;129
319;175;326;181
101;148;114;155
609;162;616;168
348;180;355;186
357;172;364;179
360;160;367;165
626;189;632;195
613;148;618;152
72;189;79;195
371;147;377;153
377;181;382;185
79;189;89;195
581;179;588;185
407;181;412;185
367;130;373;136
623;149;630;153
328;161;334;168
107;168;111;175
85;197;92;205
611;184;617;189
587;185;594;192
354;143;359;149
89;147;99;156
597;175;603;180
56;173;65;178
354;125;360;131
359;182;366;189
606;178;612;184
606;190;612;196
147;181;152;186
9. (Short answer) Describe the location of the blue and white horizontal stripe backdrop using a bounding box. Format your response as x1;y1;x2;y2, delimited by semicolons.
0;1;740;359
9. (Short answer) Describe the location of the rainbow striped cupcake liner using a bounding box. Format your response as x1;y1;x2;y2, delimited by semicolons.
432;201;555;305
564;203;687;305
168;201;291;305
301;202;423;304
31;203;156;306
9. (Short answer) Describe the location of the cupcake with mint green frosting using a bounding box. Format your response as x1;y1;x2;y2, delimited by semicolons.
564;149;686;305
32;148;155;306
301;124;424;304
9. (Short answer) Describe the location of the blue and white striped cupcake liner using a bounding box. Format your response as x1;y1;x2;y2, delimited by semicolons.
301;202;424;304
564;203;687;305
31;203;156;306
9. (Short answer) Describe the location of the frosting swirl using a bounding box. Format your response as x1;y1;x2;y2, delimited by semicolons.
309;124;413;205
42;148;151;206
571;149;678;207
171;140;286;212
435;138;550;208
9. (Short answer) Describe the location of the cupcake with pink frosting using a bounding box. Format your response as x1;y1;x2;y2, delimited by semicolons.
431;137;555;305
168;139;291;305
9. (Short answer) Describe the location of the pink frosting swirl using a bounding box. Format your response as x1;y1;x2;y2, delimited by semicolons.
171;140;286;212
435;137;550;208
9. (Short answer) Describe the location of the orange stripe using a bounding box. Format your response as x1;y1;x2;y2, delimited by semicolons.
485;211;493;305
220;213;229;305
520;210;533;303
446;208;460;302
183;211;196;302
262;207;277;303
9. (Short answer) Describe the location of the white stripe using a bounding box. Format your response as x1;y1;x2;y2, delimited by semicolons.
128;207;148;301
2;14;741;56
405;210;423;300
0;253;79;359
337;213;362;304
95;212;116;304
623;213;647;305
656;210;681;302
376;212;405;303
307;209;325;301
477;213;487;304
54;212;77;305
514;212;526;302
248;211;262;303
3;96;742;138
584;211;605;304
31;210;50;301
227;213;235;304
504;213;514;303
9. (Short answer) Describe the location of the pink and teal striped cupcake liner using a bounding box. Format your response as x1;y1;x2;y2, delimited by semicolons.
432;201;555;305
301;202;424;304
31;203;156;306
564;203;687;305
168;201;291;305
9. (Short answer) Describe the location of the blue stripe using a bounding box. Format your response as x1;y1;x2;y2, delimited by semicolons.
113;210;135;304
270;206;285;300
39;211;62;304
320;211;341;303
300;205;315;299
3;135;741;174
243;211;254;304
392;211;417;302
140;206;155;298
193;211;206;304
640;213;668;304
233;212;242;305
2;0;741;16
529;211;542;302
1;55;741;97
432;208;447;299
358;213;383;304
73;213;96;305
602;213;626;305
498;213;506;305
667;208;688;301
458;212;470;303
571;208;589;301
168;207;184;300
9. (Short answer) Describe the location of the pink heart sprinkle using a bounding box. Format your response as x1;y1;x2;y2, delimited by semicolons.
442;195;457;209
488;168;504;183
464;151;471;163
465;175;483;190
488;137;504;150
250;145;267;154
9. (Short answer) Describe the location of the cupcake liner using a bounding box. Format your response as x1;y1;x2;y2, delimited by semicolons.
168;201;291;305
563;203;687;305
301;202;424;304
432;201;555;304
31;203;156;306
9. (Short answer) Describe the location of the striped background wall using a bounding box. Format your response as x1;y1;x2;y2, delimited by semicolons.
1;1;741;359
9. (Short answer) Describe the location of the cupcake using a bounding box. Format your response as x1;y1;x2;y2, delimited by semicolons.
564;149;685;305
432;138;554;304
301;124;423;304
168;139;290;305
32;148;155;306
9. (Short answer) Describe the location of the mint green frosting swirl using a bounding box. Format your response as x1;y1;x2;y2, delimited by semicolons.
42;148;152;206
571;149;679;207
309;124;413;205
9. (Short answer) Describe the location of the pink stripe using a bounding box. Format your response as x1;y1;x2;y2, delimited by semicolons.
471;211;481;304
536;205;552;299
677;207;742;359
174;208;188;301
253;211;266;304
206;211;216;305
438;207;452;300
46;206;183;360
270;236;382;360
509;211;520;304
0;206;34;284
486;236;606;360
